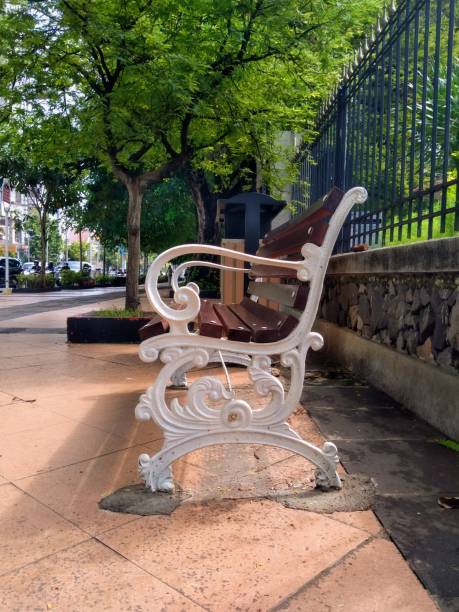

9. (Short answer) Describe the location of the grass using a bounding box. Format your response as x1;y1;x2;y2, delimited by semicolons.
361;182;458;248
94;307;147;318
436;438;459;453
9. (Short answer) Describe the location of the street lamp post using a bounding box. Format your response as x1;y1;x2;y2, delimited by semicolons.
4;202;10;290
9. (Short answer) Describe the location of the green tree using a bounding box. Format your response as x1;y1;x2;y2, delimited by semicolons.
3;0;382;307
82;170;197;255
0;153;80;287
18;211;63;263
68;240;89;262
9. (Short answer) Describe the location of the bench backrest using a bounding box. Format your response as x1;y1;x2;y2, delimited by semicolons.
248;187;344;312
245;186;366;344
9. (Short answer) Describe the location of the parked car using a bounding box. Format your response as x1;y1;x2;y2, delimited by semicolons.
55;260;92;275
22;262;36;275
0;257;23;287
21;261;55;275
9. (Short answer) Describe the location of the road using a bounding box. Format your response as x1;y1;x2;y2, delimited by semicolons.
0;287;128;322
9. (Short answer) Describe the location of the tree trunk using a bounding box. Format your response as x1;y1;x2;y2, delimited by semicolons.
455;158;459;215
125;178;143;310
187;168;219;244
79;231;83;273
39;215;47;289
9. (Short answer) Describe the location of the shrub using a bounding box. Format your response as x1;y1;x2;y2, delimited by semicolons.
94;307;146;317
94;274;113;287
60;269;80;287
183;267;220;293
60;269;96;288
16;273;56;290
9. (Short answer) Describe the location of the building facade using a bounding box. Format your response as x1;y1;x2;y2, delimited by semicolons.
0;179;32;261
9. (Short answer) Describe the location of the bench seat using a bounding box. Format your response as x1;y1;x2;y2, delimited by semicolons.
140;298;299;343
135;186;368;494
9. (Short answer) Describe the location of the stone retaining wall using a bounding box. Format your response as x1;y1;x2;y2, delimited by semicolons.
321;273;458;374
318;236;459;379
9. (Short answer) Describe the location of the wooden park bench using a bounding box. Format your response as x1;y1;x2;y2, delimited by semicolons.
135;186;367;493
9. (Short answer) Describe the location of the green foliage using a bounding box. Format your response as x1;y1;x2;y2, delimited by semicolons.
16;273;56;289
83;171;196;253
94;274;114;287
1;0;384;303
68;240;89;262
183;267;220;294
436;438;459;453
18;211;63;263
60;269;85;287
94;307;146;318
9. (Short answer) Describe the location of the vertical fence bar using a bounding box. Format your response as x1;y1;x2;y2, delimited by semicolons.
440;0;454;232
427;0;443;239
418;0;431;236
390;6;403;243
382;13;395;246
335;86;349;251
398;0;411;240
407;2;420;239
375;22;386;246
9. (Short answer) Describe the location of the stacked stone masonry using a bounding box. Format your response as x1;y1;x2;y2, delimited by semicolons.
320;274;459;374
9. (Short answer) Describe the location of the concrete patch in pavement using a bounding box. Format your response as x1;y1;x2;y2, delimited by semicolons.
99;483;191;516
274;473;376;513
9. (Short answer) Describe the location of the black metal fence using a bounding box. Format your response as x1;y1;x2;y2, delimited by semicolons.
293;0;458;252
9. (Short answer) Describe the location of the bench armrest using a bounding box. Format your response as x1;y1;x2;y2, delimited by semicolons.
171;260;252;293
146;243;315;335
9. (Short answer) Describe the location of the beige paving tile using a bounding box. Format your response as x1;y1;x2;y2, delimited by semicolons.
15;444;162;536
328;510;383;535
0;539;202;612
0;420;138;480
282;538;436;611
0;390;17;406
41;390;163;445
99;498;369;610
0;484;88;575
0;352;74;371
0;355;152;401
0;400;73;436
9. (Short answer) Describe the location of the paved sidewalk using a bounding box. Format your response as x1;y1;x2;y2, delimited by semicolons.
302;364;459;612
0;287;127;321
0;302;437;610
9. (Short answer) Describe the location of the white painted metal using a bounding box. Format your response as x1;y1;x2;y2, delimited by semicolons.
136;187;367;492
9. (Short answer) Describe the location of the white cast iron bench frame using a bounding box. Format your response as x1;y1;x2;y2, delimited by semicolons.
135;186;367;493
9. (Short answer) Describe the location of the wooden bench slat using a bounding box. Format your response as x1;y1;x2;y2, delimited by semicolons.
228;303;278;343
240;298;298;338
279;304;303;319
198;300;223;338
228;297;297;342
248;281;309;309
213;304;252;342
249;263;298;279
257;187;344;258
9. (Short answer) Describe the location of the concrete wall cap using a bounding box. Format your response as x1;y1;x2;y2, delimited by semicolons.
328;236;459;275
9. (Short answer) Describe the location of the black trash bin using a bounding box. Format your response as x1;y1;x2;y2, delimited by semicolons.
217;192;286;255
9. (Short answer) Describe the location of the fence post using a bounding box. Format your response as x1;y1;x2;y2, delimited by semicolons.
335;85;349;251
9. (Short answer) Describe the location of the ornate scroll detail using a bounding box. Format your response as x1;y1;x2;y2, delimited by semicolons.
135;342;342;492
297;243;323;282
